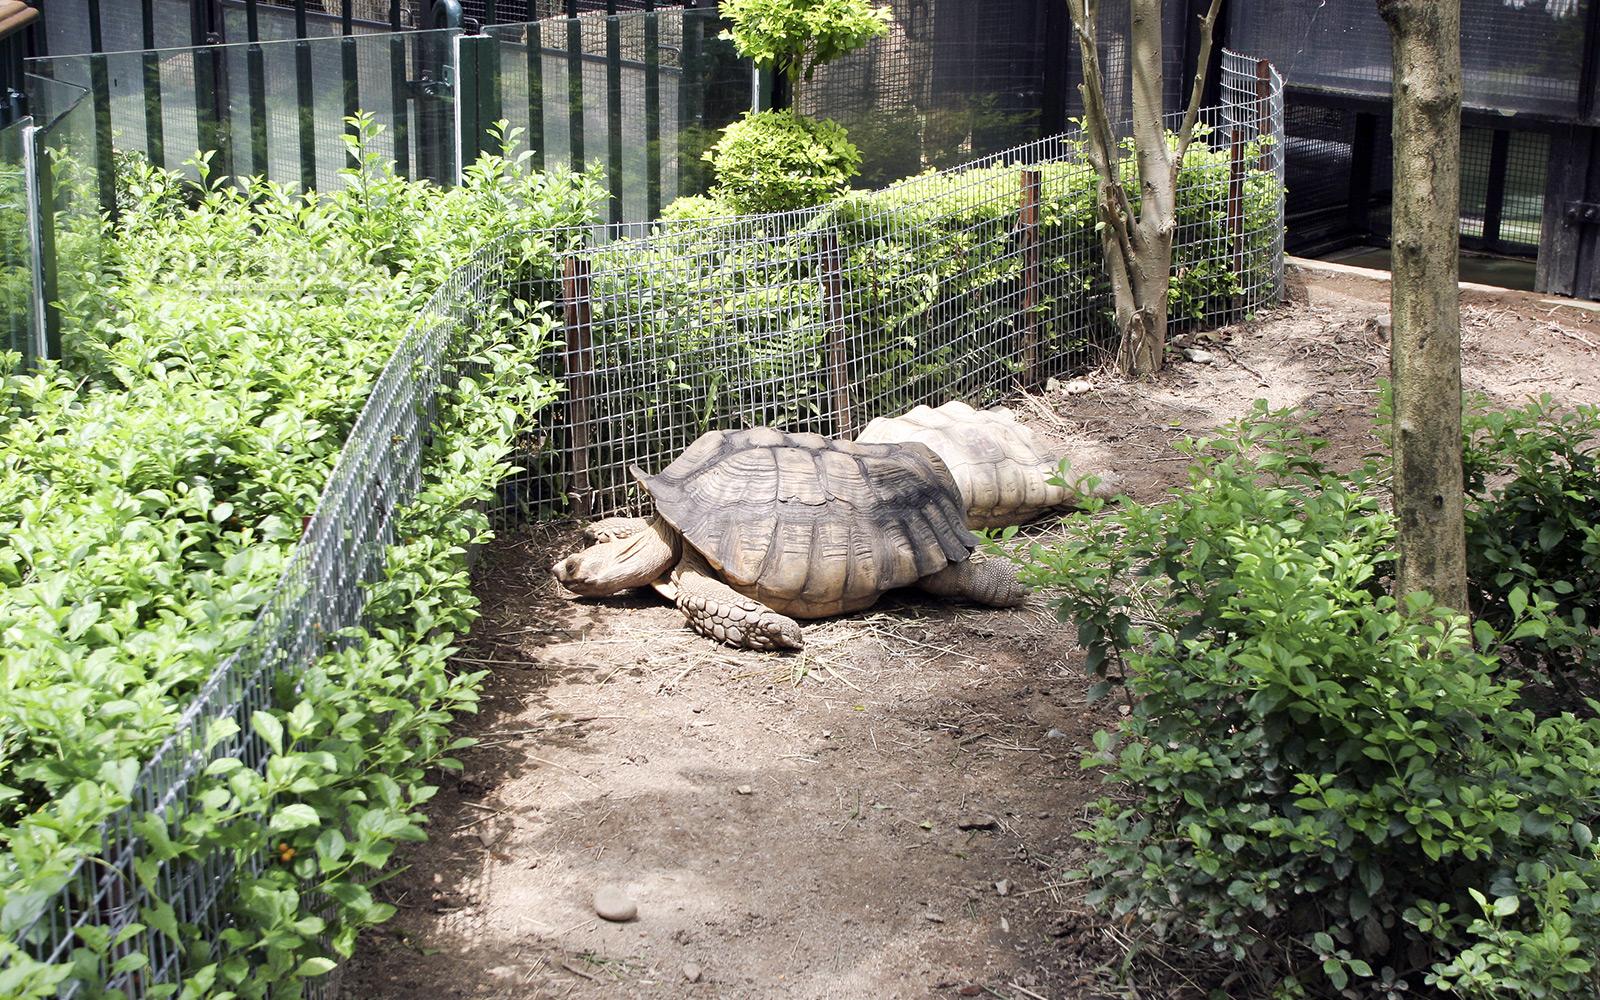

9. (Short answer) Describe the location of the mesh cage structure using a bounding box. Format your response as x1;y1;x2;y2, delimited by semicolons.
800;0;1193;190
9;236;520;999
8;47;1282;1000
500;50;1286;521
1228;0;1591;120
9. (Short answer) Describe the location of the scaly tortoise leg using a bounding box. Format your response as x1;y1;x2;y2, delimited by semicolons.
918;554;1028;607
582;516;653;545
670;550;805;652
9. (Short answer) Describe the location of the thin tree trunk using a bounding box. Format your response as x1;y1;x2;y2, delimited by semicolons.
1378;0;1468;611
1067;0;1221;377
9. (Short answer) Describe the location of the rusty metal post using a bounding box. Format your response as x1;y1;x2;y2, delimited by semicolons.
1018;168;1042;388
561;255;595;517
1256;58;1275;172
817;230;853;436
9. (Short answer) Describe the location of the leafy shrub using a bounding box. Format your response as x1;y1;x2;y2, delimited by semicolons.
1427;866;1600;1000
594;137;1276;512
1462;394;1600;699
706;110;862;213
720;0;890;87
0;119;596;995
1018;405;1600;997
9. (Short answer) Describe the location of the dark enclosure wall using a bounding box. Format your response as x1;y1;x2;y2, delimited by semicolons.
797;0;1191;189
1230;0;1600;298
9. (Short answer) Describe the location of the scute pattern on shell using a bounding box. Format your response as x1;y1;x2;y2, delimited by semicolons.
858;400;1074;528
632;427;977;616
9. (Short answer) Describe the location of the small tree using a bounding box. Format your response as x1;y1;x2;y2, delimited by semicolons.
700;0;890;213
720;0;891;107
1377;0;1468;611
1065;0;1223;376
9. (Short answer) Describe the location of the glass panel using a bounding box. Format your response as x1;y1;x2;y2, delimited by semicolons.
484;9;749;223
1229;0;1589;120
29;74;109;361
28;27;461;193
0;118;35;366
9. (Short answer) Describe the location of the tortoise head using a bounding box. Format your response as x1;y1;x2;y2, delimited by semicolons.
552;516;680;596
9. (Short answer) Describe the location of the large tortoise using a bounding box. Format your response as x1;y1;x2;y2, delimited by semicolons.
551;427;1025;651
857;400;1107;528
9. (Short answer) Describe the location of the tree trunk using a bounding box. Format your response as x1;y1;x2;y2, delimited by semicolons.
1068;0;1220;378
1378;0;1468;611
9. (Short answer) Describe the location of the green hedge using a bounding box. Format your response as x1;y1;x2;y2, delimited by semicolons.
1018;404;1600;998
557;131;1279;509
0;120;596;996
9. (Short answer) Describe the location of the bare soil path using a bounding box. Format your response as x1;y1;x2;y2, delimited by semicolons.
341;266;1600;1000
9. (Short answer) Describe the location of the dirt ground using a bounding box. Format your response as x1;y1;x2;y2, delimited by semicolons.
340;265;1600;1000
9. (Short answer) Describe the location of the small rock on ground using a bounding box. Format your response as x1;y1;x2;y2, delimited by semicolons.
956;815;999;831
593;884;638;922
681;962;702;983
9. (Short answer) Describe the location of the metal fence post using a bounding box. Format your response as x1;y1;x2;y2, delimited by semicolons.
1227;113;1246;293
1018;168;1041;388
561;254;595;517
389;0;411;178
1254;57;1273;172
567;1;584;175
140;0;166;169
525;3;545;172
606;0;623;223
457;31;502;174
294;0;318;190
23;118;60;364
818;230;853;436
86;0;116;218
341;0;361;143
644;3;660;217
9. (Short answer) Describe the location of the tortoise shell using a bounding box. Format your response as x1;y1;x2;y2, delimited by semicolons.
632;427;976;617
858;400;1073;528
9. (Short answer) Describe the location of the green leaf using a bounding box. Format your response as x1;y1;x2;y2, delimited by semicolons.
269;804;321;834
251;711;284;756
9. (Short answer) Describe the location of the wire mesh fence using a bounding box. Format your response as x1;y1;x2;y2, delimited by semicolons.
7;39;1283;998
8;234;524;999
499;50;1286;521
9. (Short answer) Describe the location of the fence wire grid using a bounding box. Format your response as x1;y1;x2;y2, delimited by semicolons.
11;237;516;999
11;50;1282;1000
501;50;1285;520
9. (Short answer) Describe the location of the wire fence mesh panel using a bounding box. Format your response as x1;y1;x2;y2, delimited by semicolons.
499;52;1286;522
8;236;520;999
5;38;1283;997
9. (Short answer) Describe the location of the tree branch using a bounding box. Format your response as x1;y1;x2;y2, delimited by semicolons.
1066;0;1122;194
1172;0;1225;169
1100;185;1136;261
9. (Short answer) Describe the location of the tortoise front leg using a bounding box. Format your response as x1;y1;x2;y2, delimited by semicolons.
582;516;653;544
918;555;1027;607
671;551;805;652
